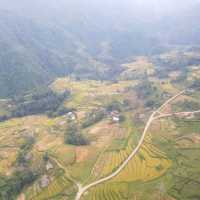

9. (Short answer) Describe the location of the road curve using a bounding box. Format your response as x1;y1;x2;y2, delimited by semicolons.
154;110;200;120
75;90;185;200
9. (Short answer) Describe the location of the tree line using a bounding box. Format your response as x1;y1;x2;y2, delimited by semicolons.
64;122;89;146
0;88;71;122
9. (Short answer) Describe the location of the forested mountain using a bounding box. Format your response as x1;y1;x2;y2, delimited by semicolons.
0;11;67;97
0;0;200;97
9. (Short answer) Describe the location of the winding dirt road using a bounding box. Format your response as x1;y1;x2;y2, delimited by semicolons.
75;90;186;200
154;110;200;120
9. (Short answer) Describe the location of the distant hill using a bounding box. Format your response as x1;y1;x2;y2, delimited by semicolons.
0;11;112;97
0;11;158;97
0;12;71;97
0;0;200;97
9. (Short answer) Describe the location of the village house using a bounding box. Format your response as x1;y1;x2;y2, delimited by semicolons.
66;111;77;121
46;161;54;171
110;111;120;123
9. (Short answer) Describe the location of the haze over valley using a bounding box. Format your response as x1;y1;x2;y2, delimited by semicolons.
0;1;199;200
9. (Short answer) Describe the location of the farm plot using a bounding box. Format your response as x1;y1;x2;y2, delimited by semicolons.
83;134;171;200
25;174;74;200
83;183;129;200
89;115;139;181
113;142;171;183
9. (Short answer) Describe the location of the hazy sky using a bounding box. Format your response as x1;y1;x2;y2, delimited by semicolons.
0;0;199;27
0;0;199;49
0;0;199;15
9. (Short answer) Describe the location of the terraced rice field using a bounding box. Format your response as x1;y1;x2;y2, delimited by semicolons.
25;175;73;200
84;133;171;200
99;140;134;178
89;118;137;181
51;78;136;111
83;183;129;200
113;144;170;183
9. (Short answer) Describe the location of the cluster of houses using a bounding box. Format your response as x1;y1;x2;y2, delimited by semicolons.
59;108;123;127
59;111;77;126
39;109;124;189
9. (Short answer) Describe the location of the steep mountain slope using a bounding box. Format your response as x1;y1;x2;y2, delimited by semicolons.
0;11;114;97
0;11;72;97
0;10;157;97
